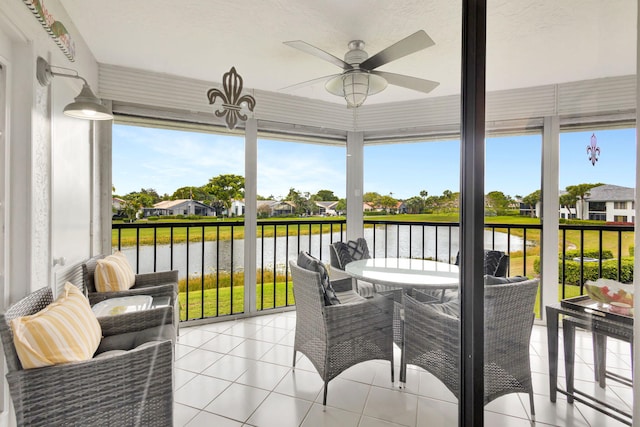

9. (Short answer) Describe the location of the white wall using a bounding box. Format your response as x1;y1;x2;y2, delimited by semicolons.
0;0;102;299
606;201;635;222
0;1;104;418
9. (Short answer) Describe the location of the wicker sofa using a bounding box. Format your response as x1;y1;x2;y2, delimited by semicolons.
0;286;174;426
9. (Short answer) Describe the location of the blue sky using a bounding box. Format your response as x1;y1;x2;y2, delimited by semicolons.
113;125;636;200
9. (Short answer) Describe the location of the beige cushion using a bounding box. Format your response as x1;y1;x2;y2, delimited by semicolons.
94;251;135;292
11;283;102;369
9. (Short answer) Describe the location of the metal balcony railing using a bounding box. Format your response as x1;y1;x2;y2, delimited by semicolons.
112;219;633;321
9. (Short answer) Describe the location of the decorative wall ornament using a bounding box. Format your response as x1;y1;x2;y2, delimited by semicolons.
586;133;600;166
207;67;256;130
23;0;76;61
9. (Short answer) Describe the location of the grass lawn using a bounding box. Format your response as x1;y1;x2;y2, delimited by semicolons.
126;214;628;321
114;214;632;259
113;217;346;247
179;281;294;321
177;280;582;320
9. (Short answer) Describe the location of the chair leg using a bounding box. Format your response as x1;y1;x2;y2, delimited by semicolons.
323;382;328;405
292;349;297;369
529;391;535;420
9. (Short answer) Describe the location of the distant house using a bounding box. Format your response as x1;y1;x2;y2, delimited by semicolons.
315;201;339;216
583;184;635;222
225;199;245;216
271;201;296;216
363;202;374;212
257;200;278;217
112;197;125;211
526;184;635;223
112;197;126;219
143;199;216;217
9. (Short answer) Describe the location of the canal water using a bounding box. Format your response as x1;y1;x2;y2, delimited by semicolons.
119;225;528;279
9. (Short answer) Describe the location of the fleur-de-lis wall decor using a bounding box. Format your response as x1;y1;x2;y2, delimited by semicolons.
586;133;600;166
207;67;256;130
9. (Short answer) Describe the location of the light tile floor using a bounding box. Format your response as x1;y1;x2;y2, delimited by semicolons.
174;311;633;427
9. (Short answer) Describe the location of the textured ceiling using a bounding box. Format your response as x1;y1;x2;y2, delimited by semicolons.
59;0;636;106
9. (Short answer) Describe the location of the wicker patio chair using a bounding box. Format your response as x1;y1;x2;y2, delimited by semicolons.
0;286;174;426
83;254;179;331
454;250;510;277
289;260;394;405
82;254;178;304
328;240;406;369
402;278;539;416
329;238;376;297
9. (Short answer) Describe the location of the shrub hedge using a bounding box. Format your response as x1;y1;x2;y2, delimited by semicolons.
533;257;633;285
558;218;605;225
562;249;613;260
364;211;390;216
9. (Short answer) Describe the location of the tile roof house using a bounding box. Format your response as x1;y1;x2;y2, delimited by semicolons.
143;199;216;217
314;201;339;216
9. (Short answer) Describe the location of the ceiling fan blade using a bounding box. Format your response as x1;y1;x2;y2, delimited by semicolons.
360;30;435;71
279;74;342;92
372;71;439;94
284;41;353;70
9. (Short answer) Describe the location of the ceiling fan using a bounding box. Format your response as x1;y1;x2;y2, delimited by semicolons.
282;30;439;108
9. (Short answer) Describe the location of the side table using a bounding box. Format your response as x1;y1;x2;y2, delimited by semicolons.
546;302;633;426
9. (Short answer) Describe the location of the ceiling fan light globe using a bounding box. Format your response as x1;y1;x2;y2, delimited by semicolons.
343;72;369;108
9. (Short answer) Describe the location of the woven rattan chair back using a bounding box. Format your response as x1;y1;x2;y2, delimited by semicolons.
0;285;175;426
404;279;539;415
0;287;54;372
289;260;394;405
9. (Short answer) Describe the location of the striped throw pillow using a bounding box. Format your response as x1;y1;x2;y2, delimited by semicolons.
94;251;136;292
11;282;102;369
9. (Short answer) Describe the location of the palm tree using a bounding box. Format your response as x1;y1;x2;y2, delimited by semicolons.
565;183;602;219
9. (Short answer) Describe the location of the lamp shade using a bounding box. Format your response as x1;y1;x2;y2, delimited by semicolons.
62;84;113;120
326;70;389;108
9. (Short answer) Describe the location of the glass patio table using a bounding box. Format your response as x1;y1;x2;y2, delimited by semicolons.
343;257;459;290
344;258;459;384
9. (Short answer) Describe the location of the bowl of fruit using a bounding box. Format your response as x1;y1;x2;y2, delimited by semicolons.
584;278;634;308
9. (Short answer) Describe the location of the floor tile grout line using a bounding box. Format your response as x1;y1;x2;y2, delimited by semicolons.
176;318;628;427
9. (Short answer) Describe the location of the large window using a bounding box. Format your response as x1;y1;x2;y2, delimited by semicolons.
488;2;636;424
257;139;346;206
364;140;460;212
256;138;346;310
113;122;247;319
560;128;636;220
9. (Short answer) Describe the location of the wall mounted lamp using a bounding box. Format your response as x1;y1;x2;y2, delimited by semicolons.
36;57;113;120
